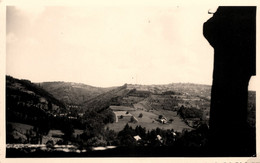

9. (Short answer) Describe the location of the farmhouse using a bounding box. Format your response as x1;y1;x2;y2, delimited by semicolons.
134;135;142;141
159;116;167;124
160;118;167;124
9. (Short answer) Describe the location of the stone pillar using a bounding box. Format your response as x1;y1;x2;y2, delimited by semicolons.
203;7;256;156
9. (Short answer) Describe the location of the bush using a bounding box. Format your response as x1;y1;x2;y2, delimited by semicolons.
56;140;63;145
46;140;54;148
139;113;143;118
86;135;107;147
130;116;137;123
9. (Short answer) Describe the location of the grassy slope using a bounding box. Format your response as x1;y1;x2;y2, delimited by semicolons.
107;97;192;132
39;81;113;105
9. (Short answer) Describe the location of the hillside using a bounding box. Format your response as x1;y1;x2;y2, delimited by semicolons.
81;83;213;132
126;83;211;101
6;75;117;146
82;84;133;111
6;76;69;124
6;76;256;156
83;83;211;111
6;76;65;109
83;83;255;132
6;75;69;143
38;81;113;105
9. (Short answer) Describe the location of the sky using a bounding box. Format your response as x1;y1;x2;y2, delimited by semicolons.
6;5;256;88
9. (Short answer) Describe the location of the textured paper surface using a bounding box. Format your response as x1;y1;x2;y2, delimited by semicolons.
0;0;259;162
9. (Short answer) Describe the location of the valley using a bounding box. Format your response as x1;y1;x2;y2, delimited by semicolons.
5;75;256;157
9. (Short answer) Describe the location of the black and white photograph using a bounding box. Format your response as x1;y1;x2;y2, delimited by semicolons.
1;0;259;161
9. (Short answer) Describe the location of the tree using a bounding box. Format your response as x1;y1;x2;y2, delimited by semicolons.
120;134;137;146
130;116;137;123
138;113;143;118
103;128;118;145
46;140;54;148
135;125;146;138
61;121;74;141
100;109;115;124
86;135;107;147
117;124;137;146
56;140;63;145
48;101;52;110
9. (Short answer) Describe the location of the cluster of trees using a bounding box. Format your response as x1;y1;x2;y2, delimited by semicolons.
87;123;209;148
6;101;51;135
50;123;181;148
161;91;176;95
7;105;210;151
177;105;203;119
116;124;179;147
6;80;117;147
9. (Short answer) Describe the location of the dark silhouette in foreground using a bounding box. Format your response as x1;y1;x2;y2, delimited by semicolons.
203;6;256;156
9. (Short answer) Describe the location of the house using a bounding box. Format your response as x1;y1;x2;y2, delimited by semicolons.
159;116;167;124
78;113;84;117
156;135;163;143
134;135;142;141
39;97;47;104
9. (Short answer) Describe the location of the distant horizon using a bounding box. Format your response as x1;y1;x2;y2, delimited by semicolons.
6;74;212;87
6;6;257;91
6;74;257;91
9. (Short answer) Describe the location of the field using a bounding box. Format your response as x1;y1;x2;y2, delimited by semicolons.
110;105;135;111
107;107;192;132
8;122;34;133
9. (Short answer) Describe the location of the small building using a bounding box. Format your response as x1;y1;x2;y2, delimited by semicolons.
156;135;163;143
134;135;142;141
68;116;77;119
159;116;167;124
160;118;167;124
